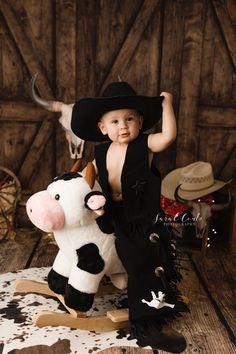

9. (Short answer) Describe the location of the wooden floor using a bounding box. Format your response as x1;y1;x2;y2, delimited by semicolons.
0;229;235;354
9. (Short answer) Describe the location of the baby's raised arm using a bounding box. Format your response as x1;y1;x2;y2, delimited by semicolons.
148;92;177;153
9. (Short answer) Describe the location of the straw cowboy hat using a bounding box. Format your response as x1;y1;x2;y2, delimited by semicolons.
161;161;229;201
71;81;164;141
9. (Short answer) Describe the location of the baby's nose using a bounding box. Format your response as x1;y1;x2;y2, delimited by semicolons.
120;121;128;128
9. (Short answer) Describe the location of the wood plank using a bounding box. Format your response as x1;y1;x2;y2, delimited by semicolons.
0;230;41;274
125;0;162;96
172;252;236;352
199;99;236;107
18;119;56;188
15;279;55;297
99;0;160;92
200;0;215;101
75;0;98;167
55;293;84;318
158;0;186;175
95;1;142;90
0;16;3;90
56;0;77;174
12;0;54;81
227;0;236;23
197;127;236;175
218;145;236;180
0;1;57;186
107;309;129;323
143;3;161;96
211;7;234;102
1;121;40;173
0;1;53;98
0;11;31;98
26;133;55;193
201;0;236;104
76;0;97;98
56;0;76;101
0;101;51;121
229;181;236;254
176;0;205;167
34;310;129;332
198;106;236;128
212;0;236;71
190;249;236;344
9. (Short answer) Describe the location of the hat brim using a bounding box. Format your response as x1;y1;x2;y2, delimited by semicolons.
71;95;164;141
161;167;228;201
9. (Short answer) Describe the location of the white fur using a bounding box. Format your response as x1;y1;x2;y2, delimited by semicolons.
52;250;73;278
69;265;104;294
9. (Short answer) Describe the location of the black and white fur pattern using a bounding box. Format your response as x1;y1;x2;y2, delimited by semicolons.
26;172;127;311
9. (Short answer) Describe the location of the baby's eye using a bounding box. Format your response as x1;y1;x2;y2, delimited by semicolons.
127;116;134;121
111;120;118;124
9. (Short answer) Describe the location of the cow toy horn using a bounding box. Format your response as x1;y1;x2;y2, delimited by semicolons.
85;162;96;189
70;159;82;172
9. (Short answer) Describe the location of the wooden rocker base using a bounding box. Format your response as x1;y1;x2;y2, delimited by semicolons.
15;279;129;332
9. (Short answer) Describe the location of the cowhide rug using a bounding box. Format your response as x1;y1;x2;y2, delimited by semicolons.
0;267;144;354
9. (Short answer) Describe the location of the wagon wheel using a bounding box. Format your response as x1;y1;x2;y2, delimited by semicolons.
0;166;21;240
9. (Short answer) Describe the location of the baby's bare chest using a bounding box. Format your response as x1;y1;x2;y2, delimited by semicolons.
106;144;128;187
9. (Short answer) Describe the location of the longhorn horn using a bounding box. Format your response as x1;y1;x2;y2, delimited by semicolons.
30;73;63;112
211;187;232;211
174;185;194;207
84;162;96;189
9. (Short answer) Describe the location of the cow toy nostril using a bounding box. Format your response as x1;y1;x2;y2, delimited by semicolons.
30;209;32;212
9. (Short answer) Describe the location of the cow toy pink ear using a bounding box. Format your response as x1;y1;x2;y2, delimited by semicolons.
84;191;106;217
86;194;106;211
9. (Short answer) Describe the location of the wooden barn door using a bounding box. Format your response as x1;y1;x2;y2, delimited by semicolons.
160;0;236;254
0;0;57;192
0;0;163;192
198;0;236;181
161;0;236;180
0;0;235;193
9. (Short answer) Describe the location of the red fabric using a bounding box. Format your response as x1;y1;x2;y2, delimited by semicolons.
160;194;214;219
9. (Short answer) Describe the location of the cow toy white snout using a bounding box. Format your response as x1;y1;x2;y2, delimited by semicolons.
26;165;127;312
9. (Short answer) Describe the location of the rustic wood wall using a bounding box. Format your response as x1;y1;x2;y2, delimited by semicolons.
0;0;235;193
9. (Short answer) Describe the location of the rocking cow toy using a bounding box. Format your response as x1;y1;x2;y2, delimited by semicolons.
15;162;129;331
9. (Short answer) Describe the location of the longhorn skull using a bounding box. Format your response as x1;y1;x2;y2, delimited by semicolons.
174;185;231;239
30;74;85;160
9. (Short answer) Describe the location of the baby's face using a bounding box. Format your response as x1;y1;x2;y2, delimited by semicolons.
98;109;143;144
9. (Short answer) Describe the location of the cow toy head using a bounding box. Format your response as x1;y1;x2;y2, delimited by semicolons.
26;163;105;232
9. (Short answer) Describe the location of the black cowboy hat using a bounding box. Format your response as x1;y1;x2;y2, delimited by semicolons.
71;81;164;141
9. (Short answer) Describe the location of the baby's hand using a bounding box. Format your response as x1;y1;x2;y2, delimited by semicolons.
160;92;173;106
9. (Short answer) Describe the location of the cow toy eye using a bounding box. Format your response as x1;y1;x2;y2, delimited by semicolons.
55;194;60;200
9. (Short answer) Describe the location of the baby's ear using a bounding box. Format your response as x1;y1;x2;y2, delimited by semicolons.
97;121;107;135
139;115;144;129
